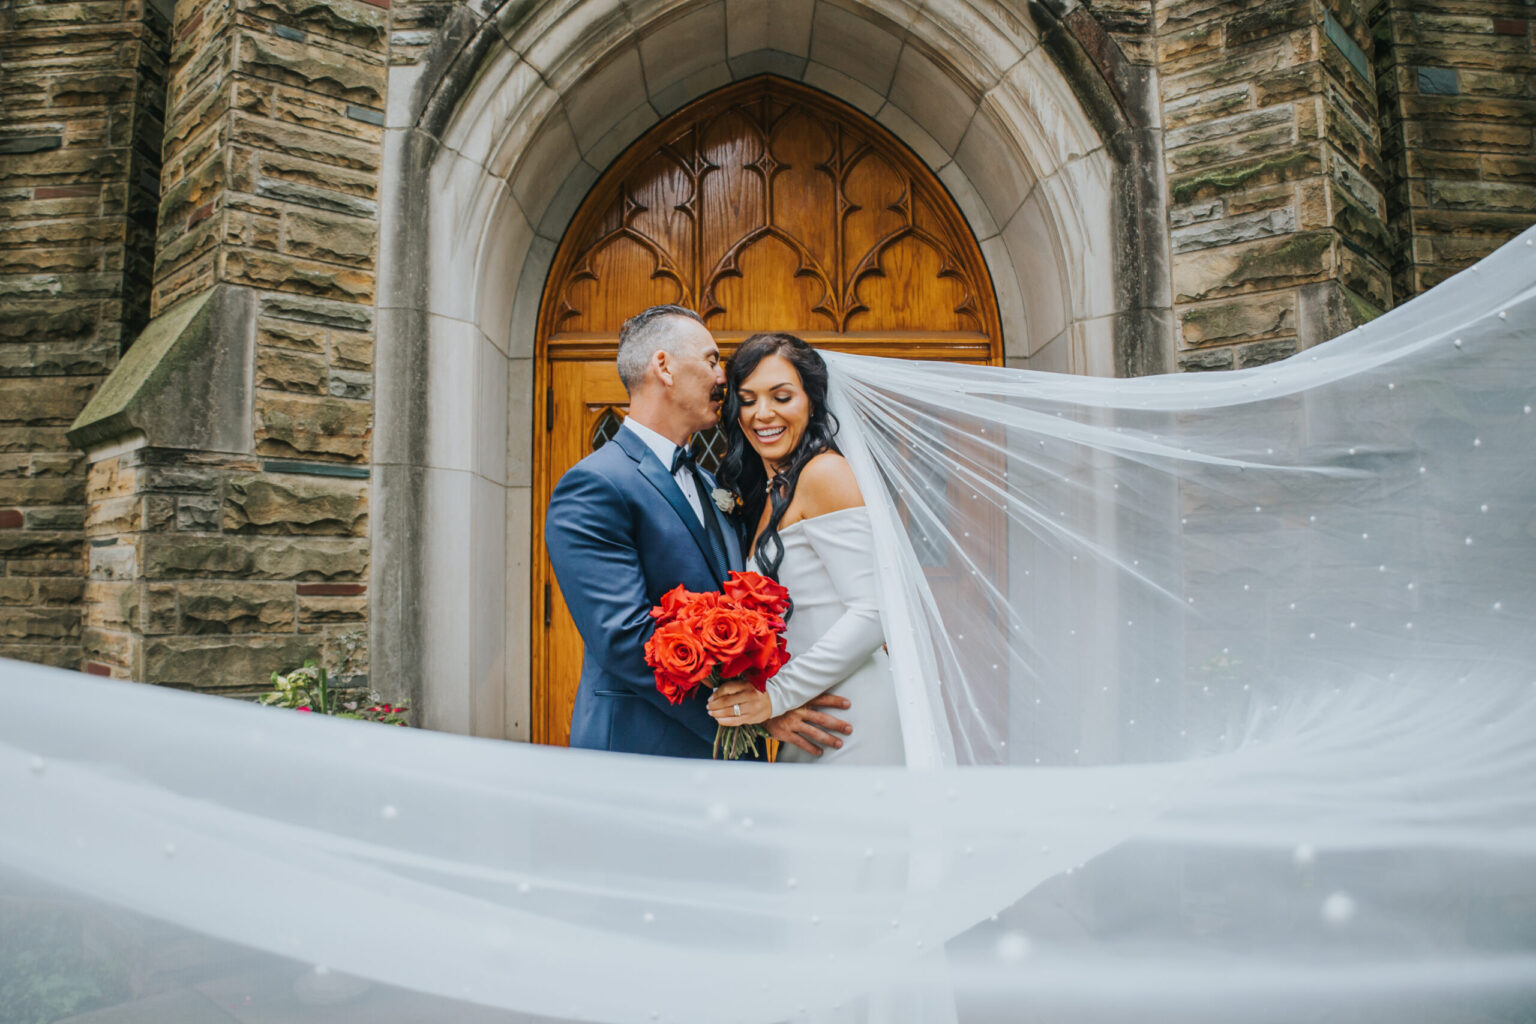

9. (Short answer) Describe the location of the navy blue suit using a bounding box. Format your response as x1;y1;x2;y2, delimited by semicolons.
545;426;745;758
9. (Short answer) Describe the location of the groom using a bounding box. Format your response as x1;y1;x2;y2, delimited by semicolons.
545;305;852;758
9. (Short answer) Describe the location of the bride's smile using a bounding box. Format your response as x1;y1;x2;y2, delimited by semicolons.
736;352;812;471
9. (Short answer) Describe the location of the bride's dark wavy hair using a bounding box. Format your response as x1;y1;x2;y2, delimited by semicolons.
719;332;839;581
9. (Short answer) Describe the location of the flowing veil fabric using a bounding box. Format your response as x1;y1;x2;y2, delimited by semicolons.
4;229;1536;1022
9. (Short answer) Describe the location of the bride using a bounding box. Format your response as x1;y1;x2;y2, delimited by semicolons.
705;332;905;765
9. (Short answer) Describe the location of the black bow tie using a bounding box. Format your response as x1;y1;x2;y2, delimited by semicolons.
670;446;696;475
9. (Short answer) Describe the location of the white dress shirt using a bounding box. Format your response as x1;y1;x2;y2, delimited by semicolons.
622;417;706;526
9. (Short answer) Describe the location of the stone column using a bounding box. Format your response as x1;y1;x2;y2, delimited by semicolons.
1156;0;1394;371
1029;0;1175;376
1371;0;1536;299
69;0;389;695
0;0;171;668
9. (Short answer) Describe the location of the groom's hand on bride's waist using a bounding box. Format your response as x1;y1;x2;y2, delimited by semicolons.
766;694;852;757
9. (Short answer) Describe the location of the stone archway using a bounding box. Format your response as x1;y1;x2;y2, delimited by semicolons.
532;75;1006;744
372;0;1171;737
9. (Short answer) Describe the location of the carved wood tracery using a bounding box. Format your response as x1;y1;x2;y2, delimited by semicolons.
544;77;999;340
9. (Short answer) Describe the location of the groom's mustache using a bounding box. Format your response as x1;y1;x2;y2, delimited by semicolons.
710;386;725;403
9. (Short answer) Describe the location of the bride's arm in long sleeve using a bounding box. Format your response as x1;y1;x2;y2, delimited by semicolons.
762;507;884;716
709;453;882;728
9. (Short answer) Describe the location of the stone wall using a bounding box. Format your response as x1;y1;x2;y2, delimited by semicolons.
1158;0;1395;372
1041;0;1172;377
81;445;368;689
0;0;170;668
152;0;387;315
381;0;452;65
1083;0;1159;64
67;0;387;693
1372;0;1536;298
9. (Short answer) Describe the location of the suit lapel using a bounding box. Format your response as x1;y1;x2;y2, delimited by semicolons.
615;428;724;581
724;510;744;573
699;468;744;574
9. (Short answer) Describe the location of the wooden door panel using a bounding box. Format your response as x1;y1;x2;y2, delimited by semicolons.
544;80;998;339
581;360;628;404
710;236;833;332
533;77;1005;747
537;358;633;746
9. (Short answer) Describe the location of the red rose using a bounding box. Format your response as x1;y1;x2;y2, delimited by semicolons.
655;675;693;705
747;635;791;692
644;621;713;701
698;605;753;663
650;584;695;626
710;607;764;678
743;606;783;640
722;571;790;617
677;589;721;624
296;706;313;713
723;631;787;692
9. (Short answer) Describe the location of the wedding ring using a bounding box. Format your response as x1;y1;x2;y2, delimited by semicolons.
733;703;742;717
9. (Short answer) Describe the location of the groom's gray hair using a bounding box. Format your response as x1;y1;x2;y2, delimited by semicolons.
616;304;704;393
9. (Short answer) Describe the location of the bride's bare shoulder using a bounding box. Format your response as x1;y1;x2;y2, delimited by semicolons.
796;451;863;517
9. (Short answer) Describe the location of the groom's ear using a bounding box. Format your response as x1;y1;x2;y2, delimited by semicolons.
652;349;672;387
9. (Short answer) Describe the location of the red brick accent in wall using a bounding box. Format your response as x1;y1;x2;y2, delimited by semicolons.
296;583;367;596
35;185;100;199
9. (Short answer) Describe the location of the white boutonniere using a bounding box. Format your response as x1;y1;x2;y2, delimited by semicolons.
711;487;739;514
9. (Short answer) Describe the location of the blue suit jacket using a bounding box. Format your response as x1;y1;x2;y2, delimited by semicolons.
545;427;745;758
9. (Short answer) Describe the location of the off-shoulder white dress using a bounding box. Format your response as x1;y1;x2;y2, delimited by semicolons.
757;510;949;1023
757;506;905;765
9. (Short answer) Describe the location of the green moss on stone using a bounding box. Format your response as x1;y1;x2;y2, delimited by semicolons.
1341;285;1383;325
1333;198;1393;255
1233;231;1334;282
1172;149;1318;204
1170;142;1231;170
1180;293;1294;345
1178;347;1235;372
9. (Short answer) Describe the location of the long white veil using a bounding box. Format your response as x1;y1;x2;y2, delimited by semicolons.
4;229;1536;1022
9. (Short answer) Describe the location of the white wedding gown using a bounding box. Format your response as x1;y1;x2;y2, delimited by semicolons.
759;506;907;765
759;508;954;1024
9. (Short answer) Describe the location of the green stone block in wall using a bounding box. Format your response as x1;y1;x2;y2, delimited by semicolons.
1416;67;1460;96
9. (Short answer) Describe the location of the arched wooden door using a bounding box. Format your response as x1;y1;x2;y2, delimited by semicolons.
533;76;1003;746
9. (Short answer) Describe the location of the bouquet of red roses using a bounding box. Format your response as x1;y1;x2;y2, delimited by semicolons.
643;570;792;760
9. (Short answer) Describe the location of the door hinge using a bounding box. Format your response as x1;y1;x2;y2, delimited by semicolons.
545;387;554;431
544;582;552;627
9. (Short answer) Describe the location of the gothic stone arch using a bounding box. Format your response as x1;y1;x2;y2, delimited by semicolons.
532;76;1005;743
371;0;1171;736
